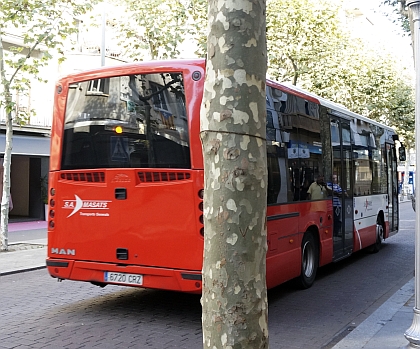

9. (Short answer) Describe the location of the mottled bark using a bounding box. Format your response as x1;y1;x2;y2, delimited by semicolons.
200;0;268;348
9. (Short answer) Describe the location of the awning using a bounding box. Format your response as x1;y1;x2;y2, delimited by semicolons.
0;134;50;156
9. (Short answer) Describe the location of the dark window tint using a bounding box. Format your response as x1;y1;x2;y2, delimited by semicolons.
266;86;322;204
61;73;190;170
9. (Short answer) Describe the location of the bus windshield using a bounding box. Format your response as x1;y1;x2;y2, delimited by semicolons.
61;72;190;170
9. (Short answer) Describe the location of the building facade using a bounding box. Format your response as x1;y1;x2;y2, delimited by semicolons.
1;29;123;221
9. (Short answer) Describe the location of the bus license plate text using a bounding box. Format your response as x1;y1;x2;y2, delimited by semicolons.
104;272;143;285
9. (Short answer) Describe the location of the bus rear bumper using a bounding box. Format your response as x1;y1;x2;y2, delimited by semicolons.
46;258;202;294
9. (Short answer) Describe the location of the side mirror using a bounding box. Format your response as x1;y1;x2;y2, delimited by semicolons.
399;145;406;162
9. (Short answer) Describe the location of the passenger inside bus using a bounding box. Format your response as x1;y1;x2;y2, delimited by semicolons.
307;174;328;200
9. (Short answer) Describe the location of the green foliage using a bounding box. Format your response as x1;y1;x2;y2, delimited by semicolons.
382;0;410;33
40;175;48;204
306;41;414;146
0;0;95;123
108;0;208;60
186;0;207;57
109;0;190;60
113;0;414;145
266;0;415;146
267;0;346;85
2;0;409;146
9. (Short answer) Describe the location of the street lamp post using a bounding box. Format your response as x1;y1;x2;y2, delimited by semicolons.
404;0;420;346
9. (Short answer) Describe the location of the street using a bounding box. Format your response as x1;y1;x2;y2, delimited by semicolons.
0;201;415;349
8;228;46;243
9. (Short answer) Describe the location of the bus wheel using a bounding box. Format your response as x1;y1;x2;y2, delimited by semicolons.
296;232;319;289
369;218;384;253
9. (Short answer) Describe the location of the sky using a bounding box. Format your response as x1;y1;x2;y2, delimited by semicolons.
355;0;408;39
346;0;414;71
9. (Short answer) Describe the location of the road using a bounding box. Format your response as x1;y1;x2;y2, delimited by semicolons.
0;201;415;349
8;228;46;243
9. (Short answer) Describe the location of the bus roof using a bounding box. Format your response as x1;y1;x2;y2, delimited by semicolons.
59;59;206;83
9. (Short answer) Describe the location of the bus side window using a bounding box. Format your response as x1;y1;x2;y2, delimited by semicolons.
267;142;280;205
288;161;300;202
266;102;288;204
289;112;322;202
266;129;288;204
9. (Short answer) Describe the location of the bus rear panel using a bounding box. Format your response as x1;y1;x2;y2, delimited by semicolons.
47;63;205;293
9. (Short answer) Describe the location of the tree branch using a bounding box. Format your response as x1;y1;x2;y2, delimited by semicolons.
8;25;55;85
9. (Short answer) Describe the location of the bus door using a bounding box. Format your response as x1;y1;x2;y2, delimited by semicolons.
386;143;399;233
331;118;354;260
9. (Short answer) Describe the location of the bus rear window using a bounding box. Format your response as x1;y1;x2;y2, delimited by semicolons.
61;72;190;170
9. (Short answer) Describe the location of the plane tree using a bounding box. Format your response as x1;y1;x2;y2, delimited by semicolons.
200;0;269;347
382;0;410;33
301;37;414;145
0;0;94;251
266;0;414;144
108;0;190;60
111;0;414;144
266;0;345;85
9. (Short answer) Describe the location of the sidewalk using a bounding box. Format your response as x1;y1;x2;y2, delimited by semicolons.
0;220;47;276
0;220;418;348
329;193;415;348
332;278;415;349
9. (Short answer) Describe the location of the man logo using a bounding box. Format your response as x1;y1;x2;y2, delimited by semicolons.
51;248;76;256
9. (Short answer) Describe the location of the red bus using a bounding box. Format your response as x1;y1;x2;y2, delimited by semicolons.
46;59;402;293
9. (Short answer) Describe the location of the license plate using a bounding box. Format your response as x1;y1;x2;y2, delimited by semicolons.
104;272;143;286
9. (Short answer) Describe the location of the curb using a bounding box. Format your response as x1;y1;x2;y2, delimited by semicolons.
0;265;46;277
0;245;47;277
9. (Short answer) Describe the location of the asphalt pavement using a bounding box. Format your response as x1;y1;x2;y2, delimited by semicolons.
0;214;418;349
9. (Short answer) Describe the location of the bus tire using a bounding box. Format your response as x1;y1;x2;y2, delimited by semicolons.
369;217;384;253
296;232;319;289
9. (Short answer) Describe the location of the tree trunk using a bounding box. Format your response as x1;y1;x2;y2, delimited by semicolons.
0;37;13;251
0;109;13;252
200;1;268;348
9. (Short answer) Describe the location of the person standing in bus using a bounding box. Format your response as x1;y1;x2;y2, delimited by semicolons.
328;174;345;237
307;174;328;200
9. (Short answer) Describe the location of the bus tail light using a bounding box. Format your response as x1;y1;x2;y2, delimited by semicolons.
49;187;55;229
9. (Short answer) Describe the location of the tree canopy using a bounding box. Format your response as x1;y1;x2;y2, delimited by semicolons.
0;0;94;251
1;0;414;144
382;0;410;33
266;0;345;85
111;0;414;143
265;0;414;145
0;0;94;121
108;0;207;60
